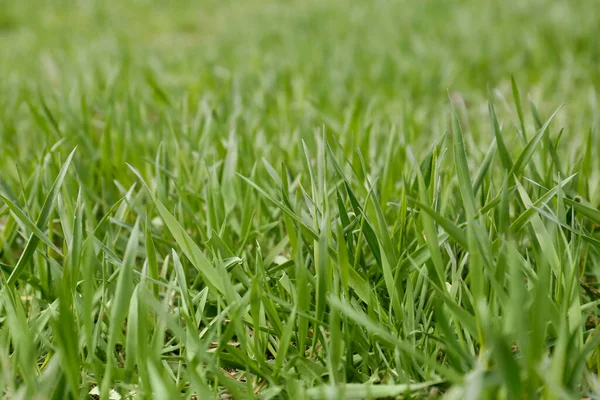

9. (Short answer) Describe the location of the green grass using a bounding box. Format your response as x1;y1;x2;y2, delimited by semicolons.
1;0;600;398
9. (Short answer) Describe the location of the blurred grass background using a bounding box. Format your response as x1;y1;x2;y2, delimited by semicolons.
2;0;599;204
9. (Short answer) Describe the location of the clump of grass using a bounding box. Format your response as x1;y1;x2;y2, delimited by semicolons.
1;1;600;399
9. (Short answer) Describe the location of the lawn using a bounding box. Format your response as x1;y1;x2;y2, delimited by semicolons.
1;0;600;398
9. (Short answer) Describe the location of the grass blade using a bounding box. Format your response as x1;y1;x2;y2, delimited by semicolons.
7;148;76;285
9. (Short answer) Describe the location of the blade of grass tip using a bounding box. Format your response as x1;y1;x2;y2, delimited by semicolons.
511;76;527;142
450;105;477;220
7;148;76;286
488;97;513;172
509;104;563;178
128;164;225;294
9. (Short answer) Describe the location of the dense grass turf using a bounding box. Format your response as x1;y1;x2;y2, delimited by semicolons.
1;0;600;398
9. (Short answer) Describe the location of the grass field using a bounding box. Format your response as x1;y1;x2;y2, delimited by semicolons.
1;0;600;398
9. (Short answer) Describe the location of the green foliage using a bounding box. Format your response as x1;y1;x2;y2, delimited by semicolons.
1;0;600;398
